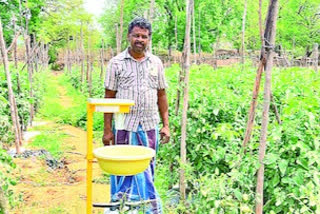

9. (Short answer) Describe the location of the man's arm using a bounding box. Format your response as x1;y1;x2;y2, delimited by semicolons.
102;89;117;146
158;89;170;144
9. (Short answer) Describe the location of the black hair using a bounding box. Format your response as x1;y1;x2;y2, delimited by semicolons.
128;17;152;36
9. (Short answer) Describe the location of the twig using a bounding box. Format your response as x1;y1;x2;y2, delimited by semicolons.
65;151;85;156
270;93;282;124
7;31;21;53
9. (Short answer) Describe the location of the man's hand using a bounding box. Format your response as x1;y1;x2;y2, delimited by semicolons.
160;126;170;144
102;131;114;146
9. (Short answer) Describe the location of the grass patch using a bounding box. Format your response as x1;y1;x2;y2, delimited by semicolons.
48;206;66;214
92;172;110;184
38;76;65;120
29;132;67;159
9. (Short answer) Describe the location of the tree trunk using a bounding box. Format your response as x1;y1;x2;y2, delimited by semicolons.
0;19;21;153
180;0;193;201
255;1;278;213
241;0;247;64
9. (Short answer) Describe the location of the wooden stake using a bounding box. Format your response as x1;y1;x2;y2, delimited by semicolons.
174;15;178;63
149;0;155;54
80;23;85;91
0;187;8;214
241;0;247;65
259;0;264;45
192;2;196;64
271;93;281;125
255;0;279;213
242;60;265;152
313;43;318;72
118;0;124;54
0;19;21;153
25;33;34;127
198;8;201;64
100;39;105;80
180;0;193;201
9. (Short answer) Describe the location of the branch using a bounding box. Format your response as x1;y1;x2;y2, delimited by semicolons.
6;31;21;53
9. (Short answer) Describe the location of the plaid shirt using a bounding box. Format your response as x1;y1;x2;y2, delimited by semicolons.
104;48;168;132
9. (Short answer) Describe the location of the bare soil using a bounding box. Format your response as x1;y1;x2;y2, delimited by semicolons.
10;72;110;214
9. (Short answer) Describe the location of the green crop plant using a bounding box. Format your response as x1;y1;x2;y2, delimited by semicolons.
63;63;320;213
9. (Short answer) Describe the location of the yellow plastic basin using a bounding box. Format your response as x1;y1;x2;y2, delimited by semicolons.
93;145;155;176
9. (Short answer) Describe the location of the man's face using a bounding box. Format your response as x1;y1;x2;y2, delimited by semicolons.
128;26;150;54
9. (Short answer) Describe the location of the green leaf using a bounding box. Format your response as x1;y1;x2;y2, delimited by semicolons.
0;95;8;104
233;189;242;200
297;158;309;171
213;108;219;116
278;159;288;176
264;153;279;165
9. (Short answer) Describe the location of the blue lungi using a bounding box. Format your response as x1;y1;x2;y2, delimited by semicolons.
110;125;162;214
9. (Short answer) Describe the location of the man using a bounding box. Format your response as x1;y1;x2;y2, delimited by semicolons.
103;17;170;214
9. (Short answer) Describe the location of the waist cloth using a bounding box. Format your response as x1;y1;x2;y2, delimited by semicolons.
110;125;162;214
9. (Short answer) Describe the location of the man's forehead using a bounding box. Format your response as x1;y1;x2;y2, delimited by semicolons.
130;26;149;34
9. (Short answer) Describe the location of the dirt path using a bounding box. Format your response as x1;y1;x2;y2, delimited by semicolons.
10;72;110;214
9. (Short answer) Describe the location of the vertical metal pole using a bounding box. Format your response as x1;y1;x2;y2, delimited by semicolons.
86;103;94;214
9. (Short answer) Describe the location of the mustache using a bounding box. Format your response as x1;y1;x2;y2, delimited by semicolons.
134;42;144;46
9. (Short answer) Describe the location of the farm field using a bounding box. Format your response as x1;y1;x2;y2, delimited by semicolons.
1;0;320;213
2;64;319;213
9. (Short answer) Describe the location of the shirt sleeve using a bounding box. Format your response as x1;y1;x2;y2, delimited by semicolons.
157;60;168;89
104;60;118;91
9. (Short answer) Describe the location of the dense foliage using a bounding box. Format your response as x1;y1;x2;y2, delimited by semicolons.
100;0;320;55
63;63;320;213
0;66;47;211
0;0;45;43
0;148;16;213
0;65;47;147
157;64;320;213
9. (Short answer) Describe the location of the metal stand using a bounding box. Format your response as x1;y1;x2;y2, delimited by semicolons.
86;98;134;214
